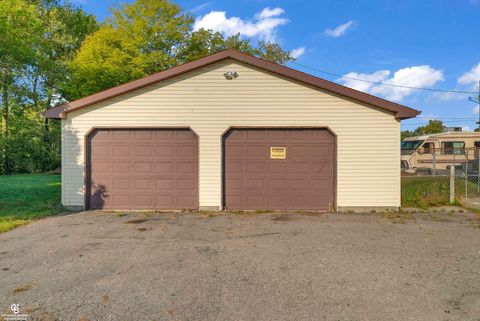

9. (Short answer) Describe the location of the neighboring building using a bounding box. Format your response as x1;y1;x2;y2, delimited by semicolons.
402;130;480;173
44;49;419;212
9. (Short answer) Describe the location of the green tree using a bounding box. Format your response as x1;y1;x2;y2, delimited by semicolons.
67;0;294;99
414;119;445;135
0;0;41;133
0;0;97;174
180;30;255;62
110;0;193;73
401;119;445;141
180;30;293;64
64;25;144;100
0;0;42;172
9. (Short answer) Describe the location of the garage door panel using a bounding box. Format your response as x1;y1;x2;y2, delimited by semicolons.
133;131;153;140
134;162;153;173
154;145;175;157
90;130;109;141
225;145;244;158
176;130;196;141
176;196;196;207
112;178;132;189
246;196;264;207
245;130;266;140
246;162;266;173
177;179;195;190
109;195;131;207
312;162;333;175
268;130;288;140
112;162;131;174
89;129;198;210
133;195;154;208
111;131;131;140
133;178;153;189
224;128;335;210
225;161;243;174
311;145;334;156
177;145;196;157
112;146;131;157
246;145;266;157
245;179;264;189
91;147;110;157
268;163;287;173
176;163;195;174
92;163;110;174
265;196;289;208
155;178;174;190
134;146;153;156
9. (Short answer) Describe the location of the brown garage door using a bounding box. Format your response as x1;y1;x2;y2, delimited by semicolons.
224;128;335;211
88;129;198;210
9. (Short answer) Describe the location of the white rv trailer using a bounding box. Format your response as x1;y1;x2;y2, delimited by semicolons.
401;130;480;173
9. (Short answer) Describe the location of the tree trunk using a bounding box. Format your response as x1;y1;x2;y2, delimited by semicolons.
1;83;8;138
43;91;52;142
1;81;9;174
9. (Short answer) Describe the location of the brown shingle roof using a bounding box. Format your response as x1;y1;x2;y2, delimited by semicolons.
43;49;420;120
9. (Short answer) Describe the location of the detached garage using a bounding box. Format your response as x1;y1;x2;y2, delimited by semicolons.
44;49;419;212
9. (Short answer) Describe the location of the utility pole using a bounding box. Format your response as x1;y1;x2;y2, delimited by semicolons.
470;81;480;131
469;81;480;192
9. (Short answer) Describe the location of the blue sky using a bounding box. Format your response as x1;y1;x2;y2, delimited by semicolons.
75;0;480;131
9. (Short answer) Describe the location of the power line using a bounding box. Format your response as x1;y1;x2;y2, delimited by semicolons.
416;116;477;120
291;61;477;95
403;120;477;125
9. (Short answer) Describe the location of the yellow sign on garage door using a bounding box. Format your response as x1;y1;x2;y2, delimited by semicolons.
270;147;287;159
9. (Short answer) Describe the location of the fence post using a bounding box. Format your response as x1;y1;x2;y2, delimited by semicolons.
478;148;480;192
450;165;455;204
465;159;468;200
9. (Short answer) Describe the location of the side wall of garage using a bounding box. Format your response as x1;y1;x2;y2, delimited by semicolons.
62;59;400;210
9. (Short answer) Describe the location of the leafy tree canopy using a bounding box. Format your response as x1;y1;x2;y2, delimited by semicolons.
67;0;294;99
401;119;445;140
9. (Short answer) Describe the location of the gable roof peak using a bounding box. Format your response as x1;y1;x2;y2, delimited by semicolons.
43;49;420;120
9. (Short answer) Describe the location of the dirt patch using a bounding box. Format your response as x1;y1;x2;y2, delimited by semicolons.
12;283;32;294
125;219;148;224
235;232;281;239
137;228;147;232
272;215;295;221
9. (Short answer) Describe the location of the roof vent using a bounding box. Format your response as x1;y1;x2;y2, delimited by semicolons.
223;71;239;80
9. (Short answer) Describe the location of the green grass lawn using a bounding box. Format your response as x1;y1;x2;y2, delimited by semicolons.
402;176;480;208
0;174;62;233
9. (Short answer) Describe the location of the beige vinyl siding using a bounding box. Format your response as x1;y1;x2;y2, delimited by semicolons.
62;59;401;209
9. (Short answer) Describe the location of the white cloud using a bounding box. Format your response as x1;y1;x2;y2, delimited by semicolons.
257;7;284;19
432;91;466;101
463;125;472;131
339;65;444;102
473;105;479;114
193;7;288;42
189;2;211;13
339;70;390;92
290;47;306;59
325;21;354;37
459;63;480;86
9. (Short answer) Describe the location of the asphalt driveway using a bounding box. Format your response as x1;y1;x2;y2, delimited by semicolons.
1;210;480;321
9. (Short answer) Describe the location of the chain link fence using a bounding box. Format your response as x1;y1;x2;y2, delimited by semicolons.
401;147;480;207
